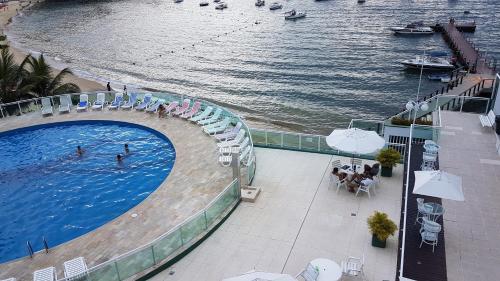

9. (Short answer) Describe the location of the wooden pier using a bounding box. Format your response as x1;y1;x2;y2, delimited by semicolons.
442;22;497;74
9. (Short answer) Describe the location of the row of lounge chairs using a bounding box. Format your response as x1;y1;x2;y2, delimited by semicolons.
0;256;88;281
39;92;253;166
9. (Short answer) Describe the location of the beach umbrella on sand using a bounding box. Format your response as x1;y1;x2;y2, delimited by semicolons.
326;128;386;155
413;170;464;201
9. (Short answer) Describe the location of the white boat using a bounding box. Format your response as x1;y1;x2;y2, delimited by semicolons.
255;0;265;7
284;10;306;20
213;0;221;3
174;0;183;3
215;2;227;9
401;55;455;71
391;21;433;35
269;2;282;10
200;1;209;6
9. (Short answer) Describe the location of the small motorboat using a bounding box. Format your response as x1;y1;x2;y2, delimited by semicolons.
401;55;455;71
269;2;283;10
255;0;265;7
174;0;183;3
428;73;451;83
358;0;366;3
200;1;209;6
215;2;227;9
214;0;221;3
391;21;434;35
284;9;306;20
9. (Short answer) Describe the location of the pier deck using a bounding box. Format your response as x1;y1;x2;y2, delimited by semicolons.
442;22;496;75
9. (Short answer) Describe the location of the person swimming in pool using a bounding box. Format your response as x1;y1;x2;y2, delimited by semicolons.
77;146;84;156
124;143;130;154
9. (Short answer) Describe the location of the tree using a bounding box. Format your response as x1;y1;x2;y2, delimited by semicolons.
25;54;80;97
0;47;32;103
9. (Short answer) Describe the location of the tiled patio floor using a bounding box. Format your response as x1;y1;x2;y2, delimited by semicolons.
150;148;403;281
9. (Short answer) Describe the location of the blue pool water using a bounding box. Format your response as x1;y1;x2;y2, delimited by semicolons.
0;121;176;264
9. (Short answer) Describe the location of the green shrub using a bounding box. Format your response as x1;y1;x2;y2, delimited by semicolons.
367;211;398;241
375;148;400;168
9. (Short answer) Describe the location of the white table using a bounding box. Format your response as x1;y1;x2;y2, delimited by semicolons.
310;258;342;281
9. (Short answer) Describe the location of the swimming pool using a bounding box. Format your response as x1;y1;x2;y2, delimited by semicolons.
0;121;176;264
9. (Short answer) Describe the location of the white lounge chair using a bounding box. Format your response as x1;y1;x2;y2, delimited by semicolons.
64;256;88;280
203;117;231;135
76;94;89;111
121;93;137;110
341;255;365;280
91;92;106;110
180;101;201;119
172;99;191;116
33;267;56;281
146;99;165;113
41;97;53;116
135;93;153;111
108;93;123;110
479;110;495;128
189;106;213;122
219;137;250;156
58;94;71;113
214;122;242;141
198;108;222;126
217;129;246;148
218;145;251;167
295;263;319;281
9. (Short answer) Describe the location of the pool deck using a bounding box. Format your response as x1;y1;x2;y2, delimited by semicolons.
150;148;403;281
0;109;233;281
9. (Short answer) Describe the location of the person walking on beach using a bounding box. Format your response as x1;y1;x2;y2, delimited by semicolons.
107;82;111;92
123;85;127;95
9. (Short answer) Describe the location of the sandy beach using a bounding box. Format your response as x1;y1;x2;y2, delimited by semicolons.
0;0;105;92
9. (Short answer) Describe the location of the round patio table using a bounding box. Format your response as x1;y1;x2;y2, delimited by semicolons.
423;143;440;154
423;202;444;221
310;258;342;281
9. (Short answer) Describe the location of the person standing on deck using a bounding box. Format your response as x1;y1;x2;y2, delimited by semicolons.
107;82;111;92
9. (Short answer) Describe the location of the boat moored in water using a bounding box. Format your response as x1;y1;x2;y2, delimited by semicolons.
200;1;209;6
401;55;455;71
255;0;265;7
269;2;283;10
391;21;434;35
174;0;183;3
215;2;227;9
284;9;306;20
358;0;366;3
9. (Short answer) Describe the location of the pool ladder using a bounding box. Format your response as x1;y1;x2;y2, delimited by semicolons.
26;237;50;258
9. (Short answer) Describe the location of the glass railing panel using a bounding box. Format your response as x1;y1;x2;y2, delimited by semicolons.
205;188;233;226
180;212;208;245
461;98;489;114
250;130;266;145
116;247;155;280
299;135;319;152
2;103;22;117
87;262;120;281
152;229;183;263
319;137;336;154
266;131;282;147
282;133;300;149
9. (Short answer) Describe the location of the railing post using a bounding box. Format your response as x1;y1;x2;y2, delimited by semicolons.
17;102;22;115
265;131;268;146
460;97;464;112
0;105;4;118
317;137;321;152
280;133;283;148
298;135;302;150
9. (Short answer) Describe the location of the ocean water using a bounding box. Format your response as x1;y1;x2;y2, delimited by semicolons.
0;121;175;263
6;0;499;134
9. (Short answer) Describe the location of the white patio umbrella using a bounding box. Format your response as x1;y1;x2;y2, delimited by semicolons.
413;170;464;201
326;128;386;155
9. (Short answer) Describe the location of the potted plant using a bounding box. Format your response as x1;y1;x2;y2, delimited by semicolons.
375;148;400;177
367;211;397;248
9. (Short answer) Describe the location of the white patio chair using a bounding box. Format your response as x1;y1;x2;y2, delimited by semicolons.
419;219;441;252
351;158;362;171
76;94;89;111
41;97;53;116
421;151;437;171
329;173;347;193
341;254;365;280
64;256;88;280
355;179;375;198
295;263;319;281
59;94;71;113
415;198;428;224
91;92;106;110
33;267;56;281
331;159;342;170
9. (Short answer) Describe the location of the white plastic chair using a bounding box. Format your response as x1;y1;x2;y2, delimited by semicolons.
76;94;89;111
421;151;437;171
217;130;246;149
63;256;88;280
33;267;56;281
121;93;137;110
331;159;342;170
41;97;53;116
108;92;123;110
91;93;106;110
419;219;441;252
341;255;365;280
351;158;362;171
295;263;319;281
355;179;375;198
58;95;71;113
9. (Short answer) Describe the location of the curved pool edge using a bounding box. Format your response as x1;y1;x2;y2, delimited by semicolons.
0;119;177;264
0;110;235;281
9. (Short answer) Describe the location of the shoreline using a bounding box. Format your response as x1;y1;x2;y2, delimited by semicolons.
0;0;106;92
